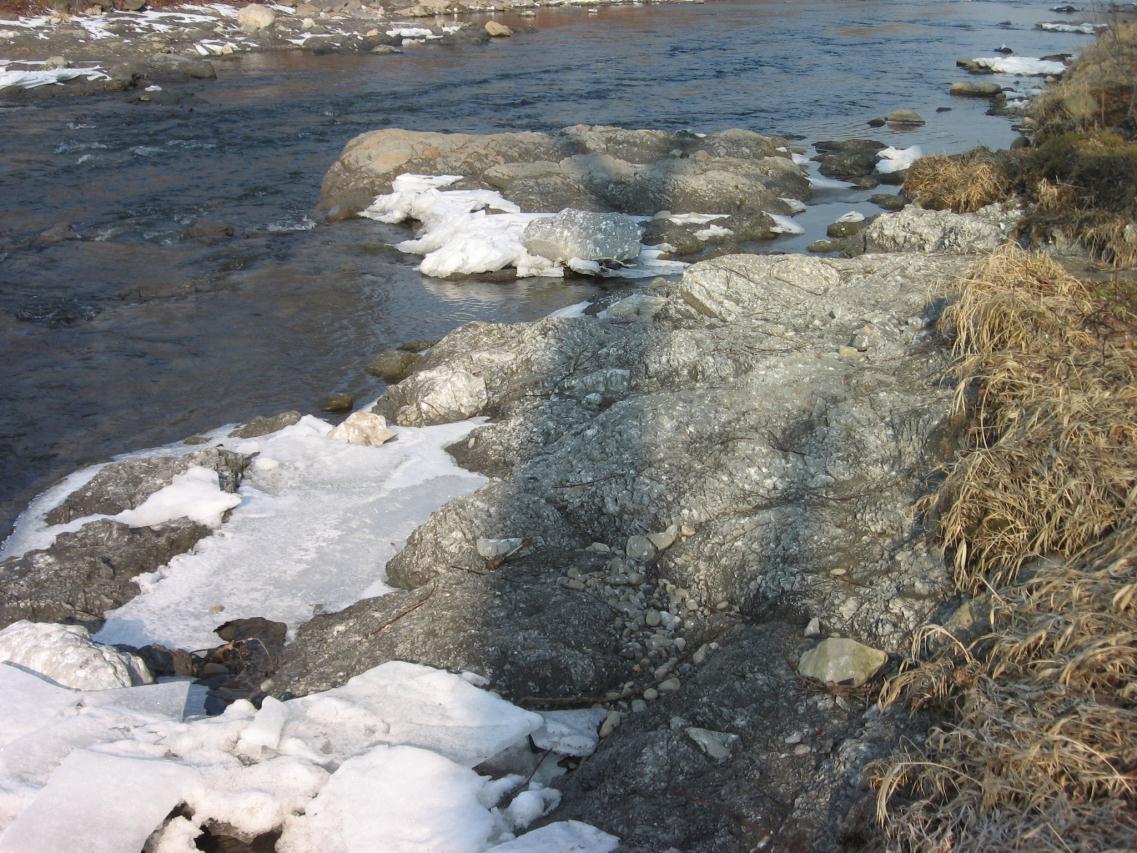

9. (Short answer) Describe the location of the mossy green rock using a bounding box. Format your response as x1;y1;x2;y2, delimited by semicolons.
798;637;887;687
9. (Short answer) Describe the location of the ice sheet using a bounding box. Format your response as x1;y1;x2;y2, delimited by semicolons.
94;416;486;649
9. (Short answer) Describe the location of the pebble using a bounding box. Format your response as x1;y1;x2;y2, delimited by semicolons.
784;731;803;745
643;687;659;701
658;677;681;692
793;744;812;756
804;617;821;638
631;699;647;713
600;711;622;738
674;637;687;651
645;609;661;627
692;645;708;664
565;579;585;591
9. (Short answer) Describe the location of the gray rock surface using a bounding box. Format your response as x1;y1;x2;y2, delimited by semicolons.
319;125;804;221
0;519;210;631
523;209;642;263
861;202;1021;254
44;448;250;525
274;550;631;701
228;411;302;439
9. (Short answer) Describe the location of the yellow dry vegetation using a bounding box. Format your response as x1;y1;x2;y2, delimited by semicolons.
870;245;1137;850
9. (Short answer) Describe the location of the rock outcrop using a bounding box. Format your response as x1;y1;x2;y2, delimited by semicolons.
319;125;805;220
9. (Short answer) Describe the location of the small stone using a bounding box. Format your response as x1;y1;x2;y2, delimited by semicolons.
646;523;678;552
686;727;740;763
484;20;512;37
566;579;585;591
692;645;708;664
367;350;419;383
798;637;888;688
867;117;886;128
44;55;68;70
328;411;396;447
626;535;656;562
643;688;659;701
784;731;803;745
804;617;821;638
679;524;695;538
836;345;860;360
475;537;524;559
674;637;686;651
793;744;812;756
600;710;621;738
658;677;681;692
631;699;647;713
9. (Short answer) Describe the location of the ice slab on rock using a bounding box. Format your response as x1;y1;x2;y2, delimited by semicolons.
968;55;1066;75
876;145;922;174
94;416;485;649
531;709;607;757
278;745;502;853
0;750;195;853
281;661;543;768
0;621;151;690
115;465;240;529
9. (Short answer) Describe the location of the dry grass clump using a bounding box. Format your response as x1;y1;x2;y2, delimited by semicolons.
1032;23;1137;141
903;150;1012;214
869;246;1137;850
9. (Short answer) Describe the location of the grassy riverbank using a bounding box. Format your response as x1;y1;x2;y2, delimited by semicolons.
871;23;1137;851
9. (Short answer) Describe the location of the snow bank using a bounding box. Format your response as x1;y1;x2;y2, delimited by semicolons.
876;145;922;174
1037;21;1104;34
91;415;486;649
0;660;618;851
0;621;151;690
363;174;688;280
116;465;241;529
0;66;107;91
968;56;1066;75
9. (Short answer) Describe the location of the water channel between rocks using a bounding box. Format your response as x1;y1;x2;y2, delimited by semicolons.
0;0;1095;539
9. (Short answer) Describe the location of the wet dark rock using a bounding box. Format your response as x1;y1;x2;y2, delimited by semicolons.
228;411;303;439
811;139;885;183
826;216;869;239
12;296;98;327
0;519;211;631
866;117;885;128
147;53;217;81
36;223;79;245
132;643;197;677
319;393;355;413
870;193;908;211
180;219;235;242
44;447;250;525
199;617;288;712
274;550;630;702
950;80;1003;98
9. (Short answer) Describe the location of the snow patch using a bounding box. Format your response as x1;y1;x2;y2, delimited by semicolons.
968;55;1066;75
0;622;151;690
876;145;922;174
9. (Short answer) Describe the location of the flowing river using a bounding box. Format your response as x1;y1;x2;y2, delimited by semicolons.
0;0;1096;537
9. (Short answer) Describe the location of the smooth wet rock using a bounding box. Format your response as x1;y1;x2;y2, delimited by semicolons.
44;448;250;525
320;393;354;413
885;108;924;126
475;537;525;560
812;139;886;182
484;20;512;37
180;219;234;242
147;54;216;81
523;209;641;264
367;349;420;383
228;411;302;439
327;411;396;447
950;80;1003;98
798;637;887;687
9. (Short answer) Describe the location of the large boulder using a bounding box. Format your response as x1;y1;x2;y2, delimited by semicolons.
522;209;642;263
374;364;489;427
319;125;805;221
238;3;276;30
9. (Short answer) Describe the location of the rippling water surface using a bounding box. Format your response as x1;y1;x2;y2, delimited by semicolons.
0;0;1098;536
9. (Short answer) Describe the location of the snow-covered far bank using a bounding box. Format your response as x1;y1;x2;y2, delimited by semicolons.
0;660;620;851
2;411;487;650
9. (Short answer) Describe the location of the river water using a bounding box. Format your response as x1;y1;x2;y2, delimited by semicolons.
0;0;1096;537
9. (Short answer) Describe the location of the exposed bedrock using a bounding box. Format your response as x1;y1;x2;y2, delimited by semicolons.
277;252;973;715
318;125;807;220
